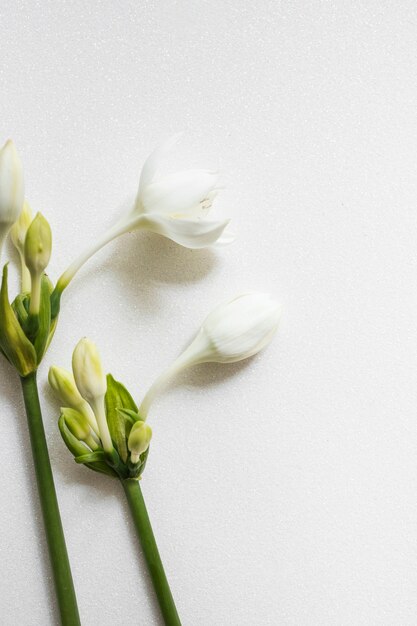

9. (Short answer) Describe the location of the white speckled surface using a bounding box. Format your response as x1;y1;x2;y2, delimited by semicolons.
1;1;417;624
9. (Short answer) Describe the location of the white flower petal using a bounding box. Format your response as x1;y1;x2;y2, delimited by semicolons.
0;140;24;224
140;170;218;216
214;231;235;246
139;213;230;249
138;133;183;195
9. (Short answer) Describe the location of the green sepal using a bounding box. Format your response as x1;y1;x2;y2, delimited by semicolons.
33;275;51;362
128;446;150;479
105;374;138;463
0;265;37;376
116;408;144;424
85;461;118;477
75;451;106;464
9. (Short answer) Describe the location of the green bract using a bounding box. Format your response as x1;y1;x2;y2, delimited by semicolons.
0;264;57;376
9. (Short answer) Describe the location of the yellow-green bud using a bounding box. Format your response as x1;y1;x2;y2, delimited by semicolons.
10;200;33;254
61;407;91;441
128;421;152;463
48;365;99;434
24;212;52;275
49;365;85;407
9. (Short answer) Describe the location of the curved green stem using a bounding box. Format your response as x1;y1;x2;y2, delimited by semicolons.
20;372;81;626
122;478;181;626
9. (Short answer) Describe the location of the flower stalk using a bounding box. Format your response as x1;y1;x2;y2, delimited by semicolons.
122;479;181;626
20;372;80;626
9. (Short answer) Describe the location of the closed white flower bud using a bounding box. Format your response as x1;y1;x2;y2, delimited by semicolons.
0;140;24;258
72;339;113;453
128;421;152;463
139;292;281;417
190;292;281;363
72;339;106;402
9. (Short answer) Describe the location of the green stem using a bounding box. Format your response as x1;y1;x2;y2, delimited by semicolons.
122;479;181;626
20;372;81;626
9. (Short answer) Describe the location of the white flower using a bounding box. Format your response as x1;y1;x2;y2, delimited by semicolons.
55;135;232;295
139;292;281;417
0;140;24;259
130;134;231;248
72;338;113;453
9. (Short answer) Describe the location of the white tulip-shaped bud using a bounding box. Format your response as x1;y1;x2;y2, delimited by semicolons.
0;140;24;259
128;421;152;464
72;339;113;453
139;292;281;417
10;201;33;292
48;365;99;434
190;292;281;363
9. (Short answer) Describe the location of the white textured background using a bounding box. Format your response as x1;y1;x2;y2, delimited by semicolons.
1;1;417;624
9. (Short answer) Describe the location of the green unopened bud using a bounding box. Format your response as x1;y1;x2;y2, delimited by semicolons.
61;407;99;451
10;201;33;292
128;421;152;463
0;264;37;376
48;365;99;434
62;407;90;440
24;212;52;274
24;212;52;315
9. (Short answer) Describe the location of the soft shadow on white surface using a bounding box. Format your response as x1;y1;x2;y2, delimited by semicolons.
3;1;417;625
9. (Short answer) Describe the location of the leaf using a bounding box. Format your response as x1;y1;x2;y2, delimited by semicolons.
105;374;138;463
116;408;143;424
0;265;37;376
33;275;51;363
76;451;122;476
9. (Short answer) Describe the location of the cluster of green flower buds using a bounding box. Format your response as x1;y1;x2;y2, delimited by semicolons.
0;141;56;377
49;338;152;480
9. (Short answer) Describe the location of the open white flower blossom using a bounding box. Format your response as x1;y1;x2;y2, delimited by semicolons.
139;292;281;418
56;135;232;293
72;338;113;453
0;140;24;259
